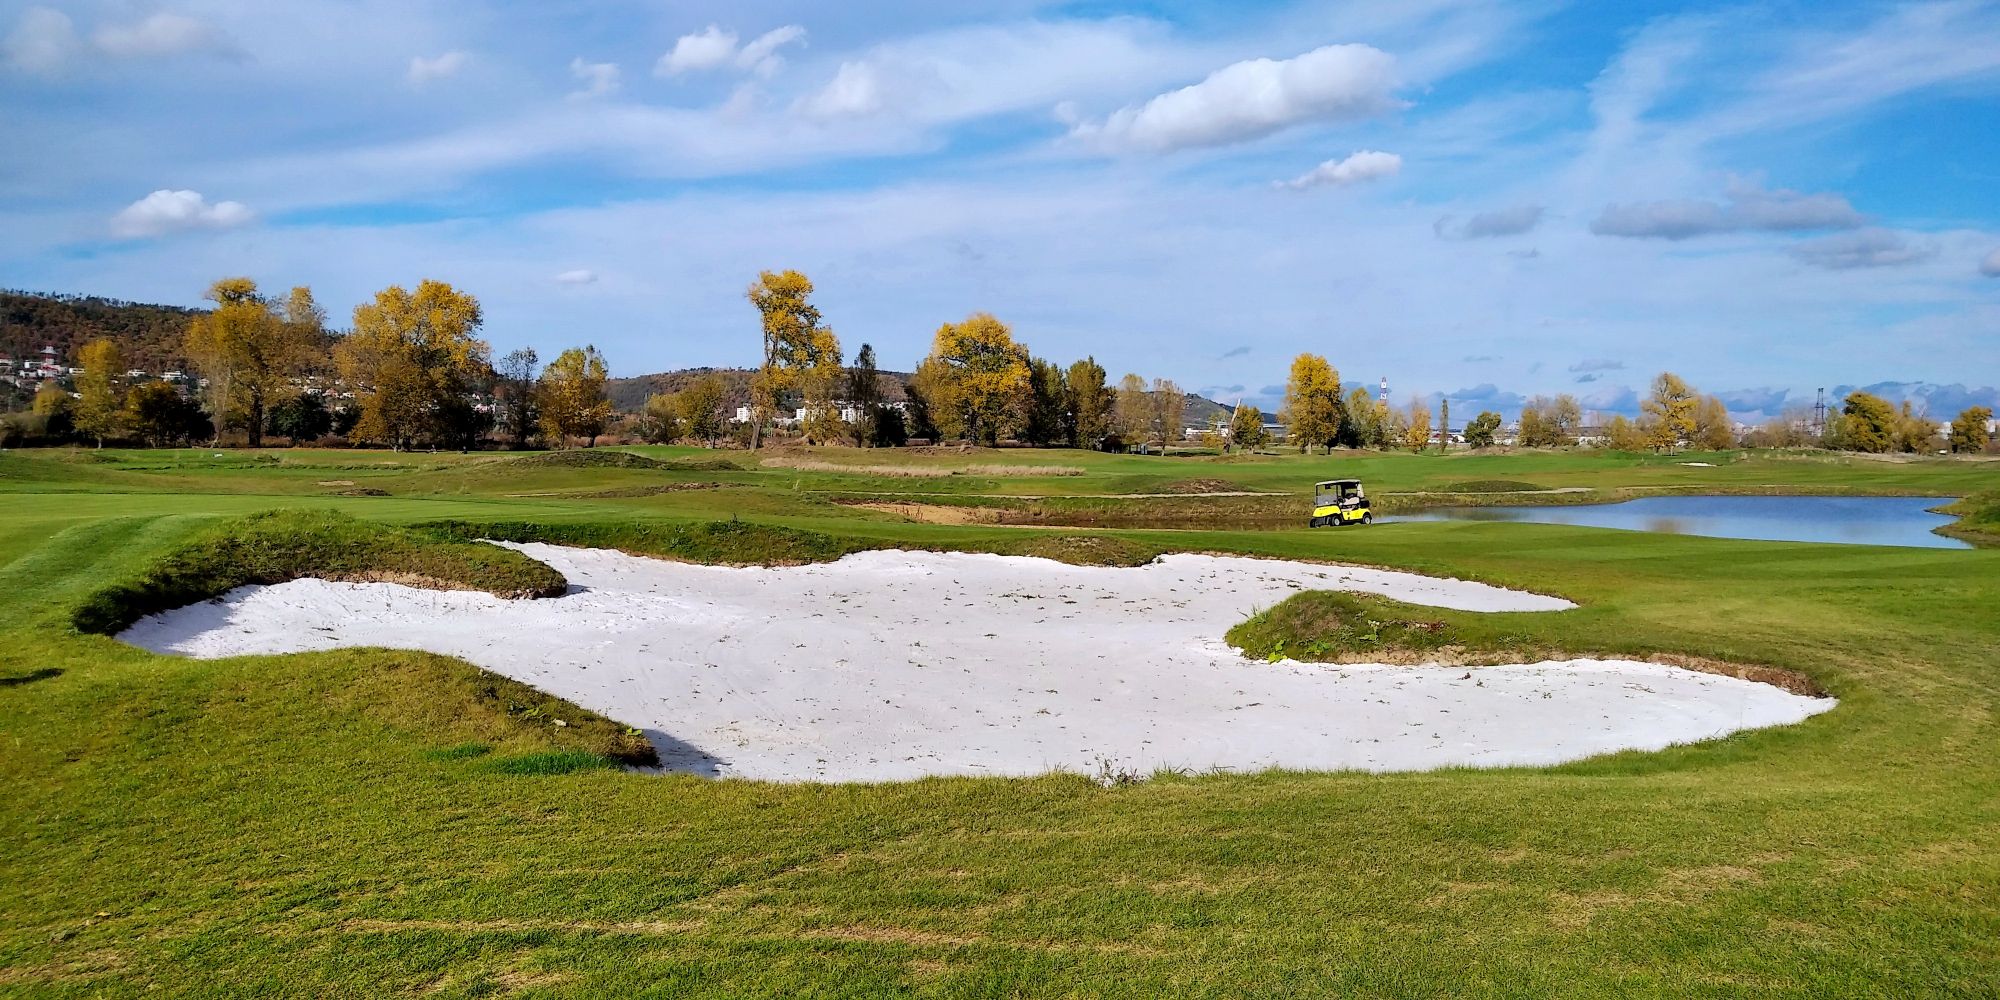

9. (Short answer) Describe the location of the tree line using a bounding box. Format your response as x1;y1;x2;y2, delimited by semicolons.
2;277;619;451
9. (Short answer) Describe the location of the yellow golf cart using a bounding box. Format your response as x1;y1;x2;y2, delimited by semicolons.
1310;479;1372;528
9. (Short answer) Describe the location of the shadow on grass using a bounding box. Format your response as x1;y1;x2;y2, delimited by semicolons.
0;667;62;688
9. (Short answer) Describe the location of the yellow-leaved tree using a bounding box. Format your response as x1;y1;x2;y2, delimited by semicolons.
184;277;317;447
73;338;128;447
1641;372;1697;452
1281;353;1343;453
538;345;612;448
912;313;1029;444
336;280;488;451
745;270;841;449
1404;398;1432;452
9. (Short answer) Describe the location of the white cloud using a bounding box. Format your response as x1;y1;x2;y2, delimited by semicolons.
797;61;886;118
658;24;806;78
2;6;80;75
1592;181;1866;240
1789;228;1937;270
1983;248;2000;278
554;269;598;285
660;25;736;75
1278;150;1401;191
569;58;620;100
736;26;807;76
93;12;229;59
1071;43;1400;153
110;190;254;239
408;51;468;85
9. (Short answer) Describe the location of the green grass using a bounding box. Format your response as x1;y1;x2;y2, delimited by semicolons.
1;444;1998;995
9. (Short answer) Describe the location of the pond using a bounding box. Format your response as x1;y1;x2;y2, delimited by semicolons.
1389;495;1970;549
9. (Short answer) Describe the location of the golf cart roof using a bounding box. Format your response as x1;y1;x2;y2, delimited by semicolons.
1316;479;1362;488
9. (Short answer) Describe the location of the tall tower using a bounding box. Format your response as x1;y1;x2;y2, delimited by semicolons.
1813;388;1827;437
1378;377;1389;404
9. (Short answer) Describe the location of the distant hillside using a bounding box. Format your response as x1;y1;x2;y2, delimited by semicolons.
1;291;203;371
606;367;913;412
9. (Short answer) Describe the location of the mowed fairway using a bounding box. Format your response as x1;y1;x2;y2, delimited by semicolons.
3;446;1998;996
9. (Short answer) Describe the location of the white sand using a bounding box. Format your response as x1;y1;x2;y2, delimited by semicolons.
120;545;1832;782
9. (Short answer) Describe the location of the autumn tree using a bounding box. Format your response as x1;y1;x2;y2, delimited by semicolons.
1343;387;1380;448
1066;357;1111;448
1836;391;1896;453
1228;404;1267;450
184;277;317;447
1438;399;1451;452
1464;411;1501;448
677;374;729;446
1641;372;1697;452
539;345;612;447
641;393;683;443
745;270;840;449
1281;354;1342;453
73;339;127;447
336;280;489;451
909;313;1029;444
1691;395;1735;450
1950;406;1992;454
1113;373;1150;449
1606;414;1649;451
496;348;540;449
1149;378;1186;452
1404;399;1433;452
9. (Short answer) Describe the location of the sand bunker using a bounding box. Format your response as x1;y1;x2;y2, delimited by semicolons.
120;545;1832;782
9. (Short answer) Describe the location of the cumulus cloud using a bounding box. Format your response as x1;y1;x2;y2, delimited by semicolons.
93;12;230;58
1789;228;1937;270
1278;150;1401;191
1592;181;1866;240
797;61;886;118
408;51;468;85
657;24;805;77
110;190;253;239
1982;248;2000;277
3;6;79;74
1435;205;1543;239
1569;358;1624;373
569;58;620;99
1071;43;1399;153
554;269;598;285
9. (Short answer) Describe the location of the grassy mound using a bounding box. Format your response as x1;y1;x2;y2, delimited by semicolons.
336;651;659;767
1228;592;1471;662
423;518;870;566
1157;477;1246;494
662;456;743;472
1228;591;1825;695
499;450;668;470
1940;492;2000;545
72;510;567;634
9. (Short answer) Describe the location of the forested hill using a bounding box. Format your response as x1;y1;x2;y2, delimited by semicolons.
0;291;203;371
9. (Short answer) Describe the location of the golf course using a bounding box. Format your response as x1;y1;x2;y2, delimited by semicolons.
3;444;1998;996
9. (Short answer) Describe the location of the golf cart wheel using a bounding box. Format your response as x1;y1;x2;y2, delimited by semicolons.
1362;512;1373;525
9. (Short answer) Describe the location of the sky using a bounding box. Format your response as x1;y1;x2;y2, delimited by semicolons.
4;0;1999;420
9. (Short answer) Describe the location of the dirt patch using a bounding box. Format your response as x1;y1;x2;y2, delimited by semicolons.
316;479;356;487
848;501;1003;525
1159;477;1248;494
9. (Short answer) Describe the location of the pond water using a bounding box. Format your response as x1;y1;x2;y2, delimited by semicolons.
1389;495;1970;549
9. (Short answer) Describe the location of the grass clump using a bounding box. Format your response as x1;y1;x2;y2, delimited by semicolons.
71;509;567;634
488;750;625;775
1228;592;1467;662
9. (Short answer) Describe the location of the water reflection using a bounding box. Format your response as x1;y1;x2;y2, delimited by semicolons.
1391;495;1970;549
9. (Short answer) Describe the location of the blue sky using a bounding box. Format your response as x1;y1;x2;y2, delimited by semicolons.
4;0;1999;418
